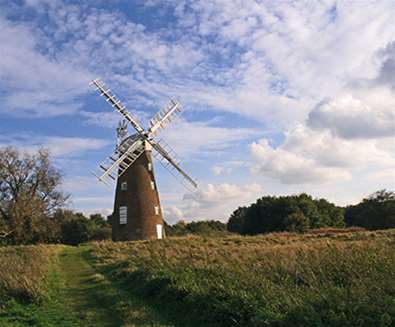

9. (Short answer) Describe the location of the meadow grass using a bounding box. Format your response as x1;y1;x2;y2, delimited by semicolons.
0;244;81;327
0;244;177;326
0;244;62;303
90;229;395;327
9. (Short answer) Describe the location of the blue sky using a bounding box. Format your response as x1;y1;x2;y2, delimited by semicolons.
1;0;394;223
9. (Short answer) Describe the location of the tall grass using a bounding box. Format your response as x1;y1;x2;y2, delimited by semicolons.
90;229;395;326
0;244;62;303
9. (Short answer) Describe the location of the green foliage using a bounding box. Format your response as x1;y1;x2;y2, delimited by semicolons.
60;218;91;246
228;193;345;235
345;189;395;230
165;220;227;236
284;212;309;232
90;229;395;327
89;213;108;227
227;206;247;233
59;211;111;245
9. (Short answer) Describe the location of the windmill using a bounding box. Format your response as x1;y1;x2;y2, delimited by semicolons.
89;78;197;241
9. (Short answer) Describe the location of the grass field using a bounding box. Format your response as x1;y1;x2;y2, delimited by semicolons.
0;244;61;302
0;229;394;326
90;229;395;327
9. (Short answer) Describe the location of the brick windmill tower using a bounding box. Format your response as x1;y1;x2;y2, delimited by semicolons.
90;78;197;241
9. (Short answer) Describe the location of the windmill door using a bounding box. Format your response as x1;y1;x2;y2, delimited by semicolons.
156;224;163;239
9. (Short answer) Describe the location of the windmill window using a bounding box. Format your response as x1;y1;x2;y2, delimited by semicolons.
148;162;152;171
121;182;127;191
151;181;155;190
154;206;159;215
119;206;127;224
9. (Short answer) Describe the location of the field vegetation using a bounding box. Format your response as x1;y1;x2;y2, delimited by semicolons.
90;228;395;326
0;229;394;326
0;244;61;303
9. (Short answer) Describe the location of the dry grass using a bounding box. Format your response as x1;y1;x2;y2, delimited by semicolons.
90;229;395;326
0;244;63;303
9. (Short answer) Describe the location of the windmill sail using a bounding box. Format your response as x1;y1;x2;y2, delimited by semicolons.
93;138;145;185
90;78;197;192
90;78;145;135
150;139;198;190
148;99;181;135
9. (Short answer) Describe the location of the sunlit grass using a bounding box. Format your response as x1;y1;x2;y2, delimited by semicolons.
90;229;395;326
0;244;63;303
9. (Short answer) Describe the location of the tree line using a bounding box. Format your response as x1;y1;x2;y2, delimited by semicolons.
165;220;227;236
1;146;394;245
227;190;395;235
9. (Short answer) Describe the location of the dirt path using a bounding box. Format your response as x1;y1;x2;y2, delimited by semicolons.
57;246;174;327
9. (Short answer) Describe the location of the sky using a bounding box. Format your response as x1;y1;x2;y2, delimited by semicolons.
0;0;394;224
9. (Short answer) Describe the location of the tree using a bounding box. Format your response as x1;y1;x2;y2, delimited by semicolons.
61;217;91;245
167;220;187;236
165;220;227;236
227;207;247;233
56;211;111;244
227;193;346;235
89;213;108;227
316;198;345;228
285;212;309;233
0;147;68;244
89;213;111;240
345;190;395;230
186;220;226;235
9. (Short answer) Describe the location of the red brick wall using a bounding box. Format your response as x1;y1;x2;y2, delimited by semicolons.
112;150;164;241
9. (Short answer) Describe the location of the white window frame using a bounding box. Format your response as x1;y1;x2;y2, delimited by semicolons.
148;162;152;171
154;206;159;215
119;206;127;224
121;182;127;191
151;181;155;190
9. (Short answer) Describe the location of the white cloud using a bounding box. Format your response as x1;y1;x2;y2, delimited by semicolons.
163;205;184;224
211;165;224;176
308;94;395;139
44;136;110;157
70;196;113;217
159;119;259;158
0;133;109;158
153;0;395;126
171;182;263;222
80;111;121;129
210;161;246;176
0;16;92;117
250;138;351;184
62;175;100;192
250;122;394;185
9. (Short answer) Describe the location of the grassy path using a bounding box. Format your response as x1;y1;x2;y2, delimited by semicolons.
57;246;175;327
0;246;178;327
58;246;123;326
